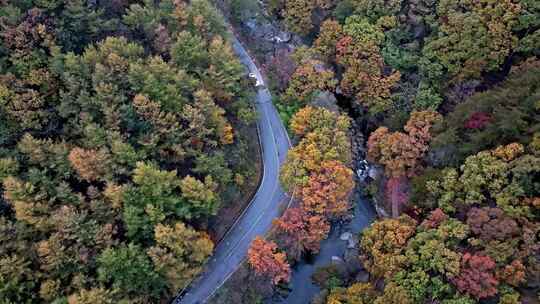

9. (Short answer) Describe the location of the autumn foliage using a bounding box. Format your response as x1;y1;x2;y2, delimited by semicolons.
247;237;291;285
290;105;350;138
360;215;417;279
497;260;526;287
283;59;337;104
335;19;400;113
264;104;354;285
278;1;540;303
272;208;330;260
147;222;213;291
314;20;344;61
280;106;351;191
464;112;492;130
281;0;335;35
300;160;354;219
68;147;110;182
368;111;442;178
466;207;519;242
351;139;536;303
0;0;257;302
420;208;448;229
326;282;377;304
423;0;522;81
452;253;499;299
274;106;353;266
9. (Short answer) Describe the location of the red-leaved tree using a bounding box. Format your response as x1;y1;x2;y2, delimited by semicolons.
247;237;291;285
273;208;330;260
464;112;492;130
466;207;519;241
420;208;448;229
452;253;499;299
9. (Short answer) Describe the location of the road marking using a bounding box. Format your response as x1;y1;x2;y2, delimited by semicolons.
213;122;267;247
173;24;296;303
203;257;248;303
221;98;280;261
175;36;288;304
198;50;284;304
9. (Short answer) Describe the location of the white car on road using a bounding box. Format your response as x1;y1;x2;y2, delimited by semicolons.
248;72;264;87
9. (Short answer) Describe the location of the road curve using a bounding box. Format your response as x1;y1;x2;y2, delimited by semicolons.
173;34;292;304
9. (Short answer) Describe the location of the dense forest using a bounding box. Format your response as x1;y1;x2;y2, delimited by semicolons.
1;0;539;303
232;0;540;303
0;0;260;303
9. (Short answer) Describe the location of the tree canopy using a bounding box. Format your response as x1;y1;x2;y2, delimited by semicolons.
0;0;258;302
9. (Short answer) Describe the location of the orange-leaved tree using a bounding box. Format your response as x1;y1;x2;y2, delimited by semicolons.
68;147;110;182
314;19;344;62
283;59;337;105
367;111;442;216
300;160;354;219
367;110;442;178
247;236;291;285
273;208;330;260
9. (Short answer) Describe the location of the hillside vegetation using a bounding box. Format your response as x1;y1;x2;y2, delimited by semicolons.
236;0;540;303
0;0;259;302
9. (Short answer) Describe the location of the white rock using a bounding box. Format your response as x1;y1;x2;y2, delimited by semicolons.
368;166;382;180
331;256;343;263
340;232;353;241
347;238;357;249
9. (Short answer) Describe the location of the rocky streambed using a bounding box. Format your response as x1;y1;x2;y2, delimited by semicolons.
276;118;378;304
276;186;377;304
224;8;380;304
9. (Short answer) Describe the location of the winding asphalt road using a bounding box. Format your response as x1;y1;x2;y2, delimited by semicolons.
173;34;292;304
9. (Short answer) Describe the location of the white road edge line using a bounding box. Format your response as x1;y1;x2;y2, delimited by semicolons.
174;24;296;304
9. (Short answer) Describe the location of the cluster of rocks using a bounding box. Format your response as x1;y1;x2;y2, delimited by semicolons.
331;232;370;283
241;17;295;58
311;91;340;112
244;18;291;43
349;119;372;183
339;232;356;249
